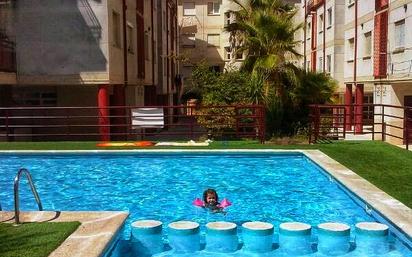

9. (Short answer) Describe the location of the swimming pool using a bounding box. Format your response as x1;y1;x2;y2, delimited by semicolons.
0;152;410;256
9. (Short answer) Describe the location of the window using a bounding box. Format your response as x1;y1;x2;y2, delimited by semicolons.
318;56;323;71
236;50;243;60
327;8;332;27
363;32;372;57
163;57;167;74
347;38;354;61
225;12;231;27
127;23;134;53
144;33;150;60
207;34;220;47
394;19;405;49
307;60;311;71
326;54;332;73
319;14;324;33
307;22;311;39
182;33;196;47
207;2;220;15
224;47;232;60
163;11;166;31
363;94;374;121
12;89;57;106
210;65;221;72
112;11;121;48
183;2;196;16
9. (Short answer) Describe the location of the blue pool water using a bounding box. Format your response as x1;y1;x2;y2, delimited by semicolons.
0;152;410;257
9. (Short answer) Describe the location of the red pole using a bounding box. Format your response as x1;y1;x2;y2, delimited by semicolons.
261;105;266;143
309;106;313;143
345;84;353;131
406;109;410;150
343;107;347;139
314;106;320;142
355;84;364;133
98;85;110;141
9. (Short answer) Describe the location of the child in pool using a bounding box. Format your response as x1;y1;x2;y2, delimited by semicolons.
203;188;226;214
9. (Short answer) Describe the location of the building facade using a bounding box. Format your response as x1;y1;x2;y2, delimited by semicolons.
301;0;412;137
302;0;346;94
0;0;179;108
0;0;179;140
177;0;244;83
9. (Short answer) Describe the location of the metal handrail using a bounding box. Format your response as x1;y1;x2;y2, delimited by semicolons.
14;168;43;224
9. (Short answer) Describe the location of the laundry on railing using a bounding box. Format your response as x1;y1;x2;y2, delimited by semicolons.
131;108;164;129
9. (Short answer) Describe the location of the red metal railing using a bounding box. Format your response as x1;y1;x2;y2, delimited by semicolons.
0;105;266;143
309;104;412;150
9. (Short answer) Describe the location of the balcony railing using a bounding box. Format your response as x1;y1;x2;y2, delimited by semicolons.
0;36;16;73
306;0;325;15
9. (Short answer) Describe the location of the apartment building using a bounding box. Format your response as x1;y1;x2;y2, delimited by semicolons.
0;0;178;108
343;0;412;138
301;0;346;93
0;0;179;140
178;0;300;80
143;0;180;106
301;0;412;137
177;0;244;82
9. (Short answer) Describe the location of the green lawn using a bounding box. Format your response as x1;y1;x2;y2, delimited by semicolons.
0;222;80;257
0;140;411;209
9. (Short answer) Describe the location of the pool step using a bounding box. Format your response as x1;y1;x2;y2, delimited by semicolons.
206;221;238;252
130;220;163;255
279;222;312;255
242;221;274;253
168;221;200;253
318;222;351;255
355;222;389;254
130;220;389;255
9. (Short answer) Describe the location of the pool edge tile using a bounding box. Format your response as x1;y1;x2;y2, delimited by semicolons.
0;211;129;257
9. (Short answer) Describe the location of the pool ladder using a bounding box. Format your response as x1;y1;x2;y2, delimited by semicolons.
14;168;43;224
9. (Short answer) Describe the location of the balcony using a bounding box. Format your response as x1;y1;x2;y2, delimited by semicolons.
306;0;325;15
0;35;16;73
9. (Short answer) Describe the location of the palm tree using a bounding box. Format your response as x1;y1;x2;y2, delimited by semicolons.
227;0;302;104
226;0;337;136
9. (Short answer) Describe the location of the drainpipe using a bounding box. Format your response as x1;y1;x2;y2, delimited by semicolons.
323;1;326;72
311;11;317;71
303;1;307;71
166;0;170;105
122;0;128;87
151;0;155;96
354;0;363;134
354;0;358;86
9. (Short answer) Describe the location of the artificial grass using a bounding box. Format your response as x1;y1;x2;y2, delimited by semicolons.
316;141;412;208
0;222;80;257
0;140;410;208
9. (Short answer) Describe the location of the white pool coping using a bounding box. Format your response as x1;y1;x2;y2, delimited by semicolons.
0;211;128;257
1;149;411;253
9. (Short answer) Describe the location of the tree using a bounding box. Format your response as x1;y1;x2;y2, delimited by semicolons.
226;0;336;136
227;0;301;101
